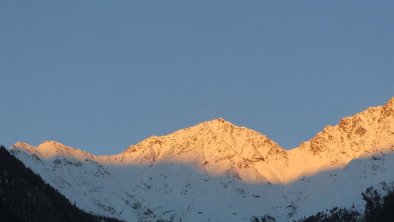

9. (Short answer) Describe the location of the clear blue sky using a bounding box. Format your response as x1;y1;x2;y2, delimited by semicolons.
1;1;393;155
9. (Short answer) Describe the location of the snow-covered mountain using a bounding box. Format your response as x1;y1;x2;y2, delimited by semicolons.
101;118;288;183
9;97;394;221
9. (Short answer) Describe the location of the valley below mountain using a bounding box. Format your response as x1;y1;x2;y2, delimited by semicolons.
7;97;394;221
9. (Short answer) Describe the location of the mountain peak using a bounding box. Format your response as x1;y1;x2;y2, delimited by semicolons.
205;117;231;124
116;118;287;182
37;140;73;154
38;140;67;148
33;140;92;160
12;142;36;152
385;96;394;107
297;96;394;157
12;141;75;157
381;97;394;118
199;118;237;128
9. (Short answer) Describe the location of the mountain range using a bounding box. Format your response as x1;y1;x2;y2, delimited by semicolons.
7;97;394;221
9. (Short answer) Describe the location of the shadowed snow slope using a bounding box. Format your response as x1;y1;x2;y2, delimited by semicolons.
10;97;394;222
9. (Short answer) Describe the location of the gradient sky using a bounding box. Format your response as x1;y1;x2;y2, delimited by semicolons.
1;1;393;155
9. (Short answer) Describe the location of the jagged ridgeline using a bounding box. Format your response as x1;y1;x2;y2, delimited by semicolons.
0;145;121;222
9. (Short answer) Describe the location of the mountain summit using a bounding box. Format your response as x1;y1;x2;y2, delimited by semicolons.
104;117;287;183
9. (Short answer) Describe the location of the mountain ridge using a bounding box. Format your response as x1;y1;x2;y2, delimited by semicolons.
12;96;394;184
8;97;394;221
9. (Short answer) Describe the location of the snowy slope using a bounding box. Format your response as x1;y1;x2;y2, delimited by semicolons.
10;97;394;221
10;141;157;222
